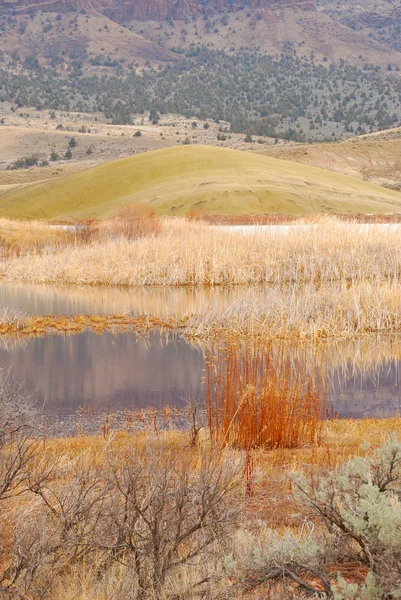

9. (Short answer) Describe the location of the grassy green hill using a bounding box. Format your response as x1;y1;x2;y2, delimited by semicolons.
2;145;401;220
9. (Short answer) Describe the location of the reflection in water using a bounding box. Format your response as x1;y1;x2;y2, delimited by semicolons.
0;283;254;317
0;332;203;416
0;331;401;419
328;362;401;418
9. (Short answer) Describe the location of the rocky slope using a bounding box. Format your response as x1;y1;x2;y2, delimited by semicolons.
2;0;401;68
1;0;316;20
0;9;176;66
106;0;316;22
315;0;401;53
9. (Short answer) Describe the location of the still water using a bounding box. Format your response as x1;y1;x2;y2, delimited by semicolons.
1;330;400;420
0;283;253;317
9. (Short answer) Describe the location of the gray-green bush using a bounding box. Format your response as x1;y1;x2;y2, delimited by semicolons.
230;438;401;599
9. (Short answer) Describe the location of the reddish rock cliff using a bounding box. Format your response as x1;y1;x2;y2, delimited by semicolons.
109;0;316;21
1;0;315;20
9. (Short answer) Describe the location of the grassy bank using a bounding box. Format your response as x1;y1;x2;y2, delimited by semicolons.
2;279;401;340
0;312;179;338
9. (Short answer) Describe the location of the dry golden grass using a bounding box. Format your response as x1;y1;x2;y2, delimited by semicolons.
0;217;72;256
1;215;401;339
0;314;180;337
36;417;401;471
2;216;401;286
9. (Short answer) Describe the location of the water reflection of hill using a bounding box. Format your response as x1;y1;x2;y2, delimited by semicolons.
0;283;248;317
0;332;204;416
328;366;401;418
1;331;401;418
284;338;401;418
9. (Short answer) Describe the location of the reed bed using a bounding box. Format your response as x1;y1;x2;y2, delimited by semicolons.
0;205;161;258
186;281;401;339
0;217;72;256
0;313;177;337
200;213;401;225
205;341;325;450
0;279;401;340
1;216;401;287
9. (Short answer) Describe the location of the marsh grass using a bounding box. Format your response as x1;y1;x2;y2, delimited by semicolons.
2;214;400;340
0;282;401;340
186;281;401;339
0;313;179;338
2;216;401;337
100;203;162;240
2;215;401;286
0;205;161;258
193;212;401;225
0;218;72;257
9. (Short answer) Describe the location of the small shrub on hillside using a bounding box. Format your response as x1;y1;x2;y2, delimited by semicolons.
7;155;39;170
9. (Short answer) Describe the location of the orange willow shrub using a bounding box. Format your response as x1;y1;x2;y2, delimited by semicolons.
205;341;326;450
101;204;162;240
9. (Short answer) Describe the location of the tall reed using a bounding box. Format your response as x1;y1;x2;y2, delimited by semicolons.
205;341;326;450
2;216;401;286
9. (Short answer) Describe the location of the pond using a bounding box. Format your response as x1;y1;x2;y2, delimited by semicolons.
1;330;400;423
0;282;257;317
1;283;400;429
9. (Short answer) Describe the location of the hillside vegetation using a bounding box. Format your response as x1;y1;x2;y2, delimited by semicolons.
1;146;401;220
2;47;401;142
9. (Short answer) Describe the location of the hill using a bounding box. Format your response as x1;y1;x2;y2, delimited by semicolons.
0;10;175;70
135;5;401;70
0;0;315;20
2;145;401;220
315;0;401;55
2;0;401;70
2;1;401;141
263;130;401;187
